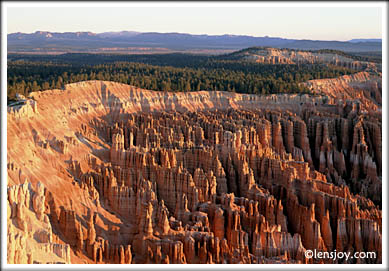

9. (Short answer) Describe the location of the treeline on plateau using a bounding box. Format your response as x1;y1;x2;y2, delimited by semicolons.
310;49;382;64
222;47;382;64
7;53;357;103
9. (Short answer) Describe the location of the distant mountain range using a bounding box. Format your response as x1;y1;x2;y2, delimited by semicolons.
348;38;382;43
7;31;382;53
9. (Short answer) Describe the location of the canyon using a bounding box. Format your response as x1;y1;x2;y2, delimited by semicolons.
7;71;382;264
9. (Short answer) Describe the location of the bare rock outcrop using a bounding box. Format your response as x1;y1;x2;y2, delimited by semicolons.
7;79;381;264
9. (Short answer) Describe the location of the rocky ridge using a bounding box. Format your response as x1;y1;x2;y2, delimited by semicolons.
233;47;380;71
7;76;382;264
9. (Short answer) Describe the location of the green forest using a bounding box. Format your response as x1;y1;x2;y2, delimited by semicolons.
7;53;358;103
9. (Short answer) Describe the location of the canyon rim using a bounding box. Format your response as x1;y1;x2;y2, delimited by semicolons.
3;1;386;269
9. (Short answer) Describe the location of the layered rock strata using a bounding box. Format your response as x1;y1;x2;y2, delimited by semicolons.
7;79;381;264
237;48;381;72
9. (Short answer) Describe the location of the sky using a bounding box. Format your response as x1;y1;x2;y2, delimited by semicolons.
6;5;383;41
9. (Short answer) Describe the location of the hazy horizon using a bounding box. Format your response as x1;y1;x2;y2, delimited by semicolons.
6;29;382;42
6;5;383;41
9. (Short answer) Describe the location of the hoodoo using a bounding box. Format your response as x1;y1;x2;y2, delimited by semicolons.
7;78;381;264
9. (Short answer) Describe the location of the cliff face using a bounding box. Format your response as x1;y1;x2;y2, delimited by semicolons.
303;71;382;113
237;48;380;71
7;78;381;264
7;182;71;264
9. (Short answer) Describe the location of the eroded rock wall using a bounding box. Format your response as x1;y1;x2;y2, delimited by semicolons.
7;79;381;264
